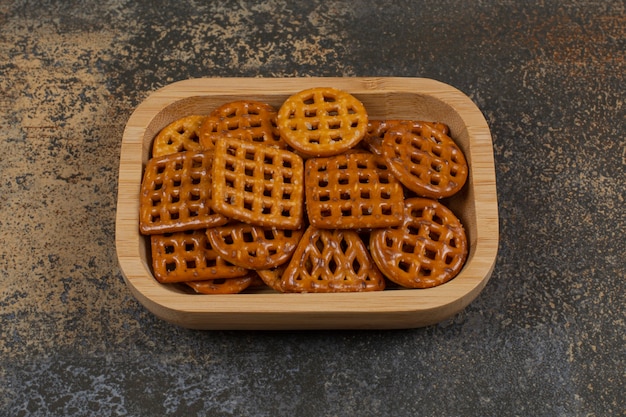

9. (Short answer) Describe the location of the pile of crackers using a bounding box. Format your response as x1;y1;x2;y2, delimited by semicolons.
139;87;469;294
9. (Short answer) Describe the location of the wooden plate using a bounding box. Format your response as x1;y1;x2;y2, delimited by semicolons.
115;77;498;330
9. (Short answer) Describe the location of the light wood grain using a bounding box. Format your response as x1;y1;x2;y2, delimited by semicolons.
115;77;499;330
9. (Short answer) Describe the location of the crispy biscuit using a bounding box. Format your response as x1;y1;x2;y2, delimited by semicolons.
364;120;451;156
151;229;249;283
280;226;386;293
206;223;303;269
186;275;255;294
139;150;228;234
381;122;468;199
370;197;467;288
210;137;304;229
305;152;404;229
199;100;284;150
256;265;287;292
152;115;205;157
277;87;368;157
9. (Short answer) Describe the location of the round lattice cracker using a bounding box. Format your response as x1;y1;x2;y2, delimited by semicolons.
277;87;368;157
206;223;304;269
364;120;450;156
370;198;468;288
152;115;206;157
381;123;468;199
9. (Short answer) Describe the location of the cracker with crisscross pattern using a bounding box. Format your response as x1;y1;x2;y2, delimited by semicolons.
206;223;303;269
139;150;228;234
210;137;304;229
277;87;368;157
364;120;450;156
152;115;206;157
381;122;468;199
305;151;404;229
199;100;285;150
370;197;467;288
256;265;287;292
186;275;255;294
151;230;249;283
280;226;386;293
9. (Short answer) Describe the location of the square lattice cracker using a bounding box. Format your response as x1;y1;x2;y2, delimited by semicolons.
150;230;249;283
139;150;228;234
304;152;405;229
210;137;304;229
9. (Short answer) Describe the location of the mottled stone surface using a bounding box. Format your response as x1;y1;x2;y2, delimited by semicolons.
0;1;624;416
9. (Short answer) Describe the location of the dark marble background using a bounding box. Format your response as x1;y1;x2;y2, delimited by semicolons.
1;1;624;416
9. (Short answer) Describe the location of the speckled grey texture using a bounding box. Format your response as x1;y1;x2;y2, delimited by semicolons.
0;1;624;416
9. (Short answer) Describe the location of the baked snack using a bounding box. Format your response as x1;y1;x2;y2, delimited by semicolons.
256;265;287;292
280;226;386;293
186;275;255;294
152;115;205;157
206;223;304;269
381;122;468;199
139;150;228;234
210;137;304;229
277;87;368;157
363;120;450;156
151;230;249;283
304;151;404;229
370;197;467;288
363;120;403;156
198;100;284;150
424;121;450;135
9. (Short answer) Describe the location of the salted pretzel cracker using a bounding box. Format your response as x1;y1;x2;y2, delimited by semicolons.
210;137;304;230
305;152;404;229
370;197;467;288
381;122;468;199
280;226;386;293
139;150;228;234
256;265;287;292
186;275;255;294
206;223;304;269
363;120;450;156
277;87;368;157
424;121;450;135
151;230;249;283
152;115;205;157
198;100;285;150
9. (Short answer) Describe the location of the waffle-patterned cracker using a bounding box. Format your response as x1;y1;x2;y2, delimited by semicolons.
363;120;450;156
152;115;205;157
186;275;255;294
150;229;249;283
305;152;404;229
198;100;285;150
206;223;303;269
210;137;304;229
139;150;228;234
381;122;468;199
277;87;368;157
280;226;386;293
370;197;468;288
256;265;287;293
